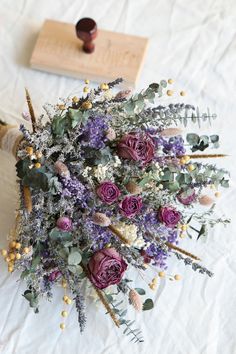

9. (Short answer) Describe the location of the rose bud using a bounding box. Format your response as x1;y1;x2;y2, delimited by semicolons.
56;216;72;231
177;188;196;205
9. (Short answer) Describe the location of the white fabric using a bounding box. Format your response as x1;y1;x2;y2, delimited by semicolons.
0;1;236;353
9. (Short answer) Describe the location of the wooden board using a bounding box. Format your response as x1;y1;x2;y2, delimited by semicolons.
30;20;149;86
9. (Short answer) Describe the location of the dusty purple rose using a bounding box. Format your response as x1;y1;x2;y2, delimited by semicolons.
158;206;181;228
88;248;127;289
56;216;72;231
49;270;61;282
117;133;155;164
119;196;143;218
96;181;120;204
177;188;196;205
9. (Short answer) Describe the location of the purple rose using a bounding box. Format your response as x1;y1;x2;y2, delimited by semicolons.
117;133;155;165
119;196;143;218
96;181;120;204
88;248;127;289
158;206;181;228
177;188;196;205
56;216;72;231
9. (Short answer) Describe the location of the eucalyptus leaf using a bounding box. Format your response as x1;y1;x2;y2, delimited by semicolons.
22;169;49;191
68;251;82;265
52;115;67;137
142;298;154;311
134;288;146;295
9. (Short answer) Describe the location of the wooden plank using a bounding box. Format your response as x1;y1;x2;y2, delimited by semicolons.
30;20;149;86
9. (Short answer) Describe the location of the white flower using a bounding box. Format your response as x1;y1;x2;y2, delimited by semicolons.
113;156;121;168
93;164;108;181
82;166;92;178
114;222;137;242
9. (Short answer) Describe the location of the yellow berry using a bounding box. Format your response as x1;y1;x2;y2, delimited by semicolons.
23;247;30;254
83;87;89;93
181;224;188;231
180;157;186;165
180;91;186;96
5;256;11;263
158;271;165;278
34;162;41;169
9;241;16;248
187;164;195;172
72;96;79;103
36;151;42;159
174;274;181;281
82;101;92;110
15;243;21;250
152;277;158;285
15;253;21;260
184;155;190;163
26;147;34;156
66;298;72;305
8;265;14;272
1;249;8;257
58;104;66;110
149;283;155;290
61;280;67;289
100;83;109;91
179;233;186;239
168;79;173;84
61;310;68;317
63;295;69;302
215;191;221;198
9;253;16;260
167;90;174;96
60;323;66;330
85;79;90;84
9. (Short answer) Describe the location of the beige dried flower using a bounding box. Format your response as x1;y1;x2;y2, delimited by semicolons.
125;181;142;195
129;289;143;312
160;128;183;137
199;195;214;206
106;127;116;141
54;161;70;178
92;213;111;227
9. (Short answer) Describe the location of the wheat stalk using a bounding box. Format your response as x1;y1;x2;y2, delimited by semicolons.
25;88;36;133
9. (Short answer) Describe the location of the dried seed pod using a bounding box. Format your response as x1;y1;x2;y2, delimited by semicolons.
199;195;214;206
92;213;111;227
54;161;70;178
160;128;183;137
115;90;131;100
129;289;143;312
125;181;142;195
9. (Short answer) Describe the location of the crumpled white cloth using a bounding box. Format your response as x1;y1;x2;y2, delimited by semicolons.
0;0;236;353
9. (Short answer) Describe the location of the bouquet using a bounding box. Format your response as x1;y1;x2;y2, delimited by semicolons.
0;78;230;342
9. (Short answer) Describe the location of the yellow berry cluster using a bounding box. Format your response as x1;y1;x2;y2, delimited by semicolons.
60;279;72;330
25;146;43;169
166;79;186;97
179;155;190;165
1;242;30;273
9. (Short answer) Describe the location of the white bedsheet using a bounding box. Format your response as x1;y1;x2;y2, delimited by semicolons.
0;1;235;353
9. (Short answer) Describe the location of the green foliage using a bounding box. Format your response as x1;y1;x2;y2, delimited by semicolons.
68;108;89;128
49;228;72;242
142;298;154;311
22;169;49;191
186;133;219;152
23;290;39;312
134;288;146;295
52;115;67;137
